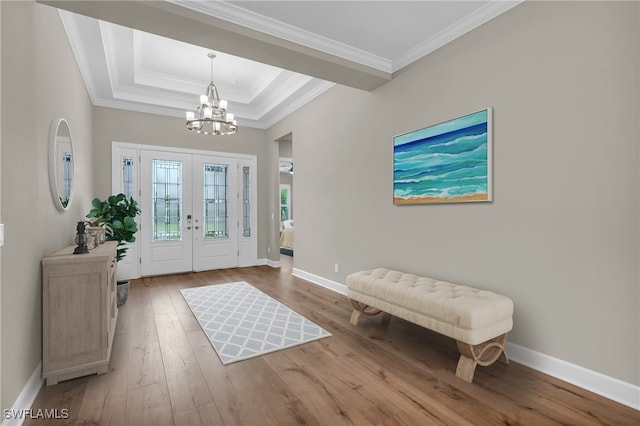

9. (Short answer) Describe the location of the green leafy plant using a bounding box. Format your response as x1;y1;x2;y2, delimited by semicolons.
86;194;141;262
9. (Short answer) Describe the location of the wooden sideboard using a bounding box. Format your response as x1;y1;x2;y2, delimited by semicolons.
42;241;118;385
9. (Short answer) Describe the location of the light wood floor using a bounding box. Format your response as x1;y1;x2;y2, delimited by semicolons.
28;256;639;425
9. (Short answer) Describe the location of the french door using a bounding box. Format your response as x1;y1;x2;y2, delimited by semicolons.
140;150;194;276
113;143;256;278
192;154;239;271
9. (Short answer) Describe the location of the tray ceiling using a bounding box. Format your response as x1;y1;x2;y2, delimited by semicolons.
56;1;521;129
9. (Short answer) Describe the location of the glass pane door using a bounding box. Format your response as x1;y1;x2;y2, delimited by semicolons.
140;150;193;276
192;155;238;271
121;146;256;277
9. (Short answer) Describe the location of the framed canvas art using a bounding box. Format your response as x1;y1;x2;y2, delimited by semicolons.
393;108;492;204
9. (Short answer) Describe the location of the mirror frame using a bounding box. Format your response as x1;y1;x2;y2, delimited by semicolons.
48;117;74;211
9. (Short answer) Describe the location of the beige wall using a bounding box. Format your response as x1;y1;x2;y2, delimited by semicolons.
1;1;94;410
268;1;640;385
92;107;271;259
0;0;3;413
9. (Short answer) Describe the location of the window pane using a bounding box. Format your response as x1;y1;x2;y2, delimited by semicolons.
203;164;228;239
280;187;290;221
62;152;72;201
122;156;134;198
152;160;182;241
242;166;251;237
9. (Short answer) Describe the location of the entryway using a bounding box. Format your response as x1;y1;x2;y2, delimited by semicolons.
112;143;257;279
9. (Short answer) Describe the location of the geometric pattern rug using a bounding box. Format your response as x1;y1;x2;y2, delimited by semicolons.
180;281;331;365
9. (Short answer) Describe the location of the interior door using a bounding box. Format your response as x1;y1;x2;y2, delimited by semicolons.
192;154;238;271
140;150;193;276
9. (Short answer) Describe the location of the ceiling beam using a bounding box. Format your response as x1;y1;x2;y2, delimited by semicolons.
38;0;391;91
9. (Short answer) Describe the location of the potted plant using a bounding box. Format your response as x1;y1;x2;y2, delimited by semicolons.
86;193;141;306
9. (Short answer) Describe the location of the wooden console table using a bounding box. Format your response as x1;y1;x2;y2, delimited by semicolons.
42;241;118;385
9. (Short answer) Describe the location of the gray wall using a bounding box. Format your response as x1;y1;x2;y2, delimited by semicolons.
92;107;271;259
268;1;640;385
1;1;95;410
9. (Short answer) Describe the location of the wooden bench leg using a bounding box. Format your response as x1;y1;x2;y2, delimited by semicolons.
455;333;509;383
350;299;390;326
350;309;362;326
381;312;391;327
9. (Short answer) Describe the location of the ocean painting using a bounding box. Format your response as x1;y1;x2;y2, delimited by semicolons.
393;108;492;204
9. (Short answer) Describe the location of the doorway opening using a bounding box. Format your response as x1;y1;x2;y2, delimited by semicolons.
277;133;294;261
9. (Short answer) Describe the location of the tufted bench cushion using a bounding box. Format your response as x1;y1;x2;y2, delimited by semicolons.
346;268;514;382
347;268;513;345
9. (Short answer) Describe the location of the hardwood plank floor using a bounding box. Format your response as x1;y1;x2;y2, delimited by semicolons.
26;256;639;425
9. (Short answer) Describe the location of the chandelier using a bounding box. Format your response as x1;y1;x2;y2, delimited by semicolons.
186;53;238;135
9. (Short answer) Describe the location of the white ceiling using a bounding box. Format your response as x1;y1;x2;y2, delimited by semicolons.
58;1;521;129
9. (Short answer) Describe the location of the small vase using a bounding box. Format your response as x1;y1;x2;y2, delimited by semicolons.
86;235;96;250
87;226;105;244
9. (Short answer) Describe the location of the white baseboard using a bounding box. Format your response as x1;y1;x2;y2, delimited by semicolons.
293;267;640;411
1;362;44;426
262;258;281;268
292;268;347;295
505;342;639;410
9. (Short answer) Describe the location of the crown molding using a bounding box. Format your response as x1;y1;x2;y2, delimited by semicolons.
58;8;331;130
260;80;335;129
171;0;523;74
393;0;524;71
170;0;392;73
58;10;100;105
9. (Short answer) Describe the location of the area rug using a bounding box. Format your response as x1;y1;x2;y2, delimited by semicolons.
180;281;331;365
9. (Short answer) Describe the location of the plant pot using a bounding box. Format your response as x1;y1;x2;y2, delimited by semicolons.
117;280;130;306
86;225;105;245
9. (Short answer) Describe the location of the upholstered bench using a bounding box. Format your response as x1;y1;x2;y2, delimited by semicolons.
346;268;514;383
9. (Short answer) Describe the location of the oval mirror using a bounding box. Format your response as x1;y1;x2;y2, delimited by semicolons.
48;118;74;211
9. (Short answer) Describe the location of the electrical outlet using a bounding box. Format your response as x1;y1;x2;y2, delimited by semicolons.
334;263;339;273
267;246;271;254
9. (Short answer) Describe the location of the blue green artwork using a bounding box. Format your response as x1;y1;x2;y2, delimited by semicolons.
393;108;492;204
